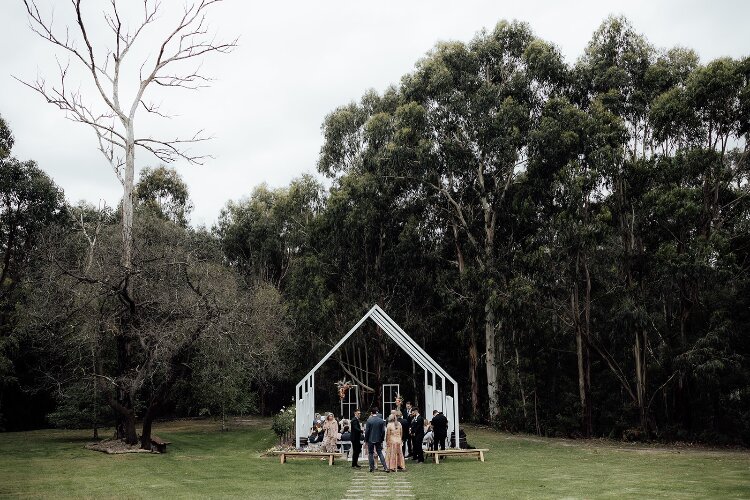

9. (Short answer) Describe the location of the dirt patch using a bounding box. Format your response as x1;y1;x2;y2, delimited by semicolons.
85;439;153;454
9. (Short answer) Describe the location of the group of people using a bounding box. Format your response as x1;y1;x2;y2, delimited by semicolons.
307;412;351;454
308;400;449;473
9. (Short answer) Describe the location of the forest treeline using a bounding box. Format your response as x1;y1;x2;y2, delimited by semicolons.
1;16;749;444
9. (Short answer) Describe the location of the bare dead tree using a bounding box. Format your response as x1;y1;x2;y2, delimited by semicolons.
16;0;236;446
17;0;236;273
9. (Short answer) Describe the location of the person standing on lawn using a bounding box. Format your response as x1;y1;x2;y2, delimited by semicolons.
350;409;363;468
364;407;390;473
409;407;425;463
431;409;449;450
404;401;414;457
386;414;406;471
398;411;409;457
322;413;339;453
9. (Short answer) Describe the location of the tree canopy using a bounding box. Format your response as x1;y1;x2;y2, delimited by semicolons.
2;15;749;446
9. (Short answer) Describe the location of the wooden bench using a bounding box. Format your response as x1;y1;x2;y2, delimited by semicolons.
274;451;345;466
150;435;171;453
424;448;488;464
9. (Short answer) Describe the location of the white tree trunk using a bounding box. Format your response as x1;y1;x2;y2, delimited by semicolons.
485;301;499;419
122;133;135;271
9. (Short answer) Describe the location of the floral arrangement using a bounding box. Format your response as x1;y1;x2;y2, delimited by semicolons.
335;379;353;400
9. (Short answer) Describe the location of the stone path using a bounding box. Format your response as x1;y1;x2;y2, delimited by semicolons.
341;469;415;500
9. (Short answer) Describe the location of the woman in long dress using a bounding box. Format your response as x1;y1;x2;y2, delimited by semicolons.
385;414;406;471
322;413;339;453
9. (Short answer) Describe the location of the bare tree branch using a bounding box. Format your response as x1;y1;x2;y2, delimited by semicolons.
18;0;236;172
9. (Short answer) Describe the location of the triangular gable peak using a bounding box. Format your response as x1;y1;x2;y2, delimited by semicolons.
295;304;460;448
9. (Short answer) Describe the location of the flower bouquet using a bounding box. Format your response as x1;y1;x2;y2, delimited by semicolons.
335;379;353;400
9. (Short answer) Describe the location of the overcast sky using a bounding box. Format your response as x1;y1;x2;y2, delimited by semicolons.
1;0;748;227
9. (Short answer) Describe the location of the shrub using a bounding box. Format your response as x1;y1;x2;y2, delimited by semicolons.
272;405;295;443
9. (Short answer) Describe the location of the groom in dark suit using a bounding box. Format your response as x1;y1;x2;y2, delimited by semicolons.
364;407;389;473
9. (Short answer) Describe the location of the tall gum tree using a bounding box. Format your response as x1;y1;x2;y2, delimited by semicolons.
400;21;566;419
575;15;657;434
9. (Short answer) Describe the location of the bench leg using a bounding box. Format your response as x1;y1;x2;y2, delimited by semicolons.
479;451;485;462
329;455;334;466
280;454;285;464
435;454;440;464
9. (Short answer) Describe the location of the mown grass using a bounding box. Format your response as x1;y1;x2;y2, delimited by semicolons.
0;418;351;499
409;426;750;499
0;419;748;499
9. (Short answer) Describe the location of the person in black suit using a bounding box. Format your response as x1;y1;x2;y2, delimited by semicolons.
404;401;413;457
398;411;409;457
409;408;425;463
350;409;363;468
431;410;449;451
364;407;390;472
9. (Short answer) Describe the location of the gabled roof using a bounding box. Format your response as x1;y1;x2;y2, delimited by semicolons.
297;304;456;387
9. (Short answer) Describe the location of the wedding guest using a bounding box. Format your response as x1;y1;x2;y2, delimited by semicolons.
386;414;406;471
340;418;351;432
364;407;389;473
409;408;425;463
350;409;363;468
397;411;409;457
322;413;339;453
307;426;319;445
423;418;432;449
431;409;449;450
404;401;414;457
340;425;351;453
422;427;434;450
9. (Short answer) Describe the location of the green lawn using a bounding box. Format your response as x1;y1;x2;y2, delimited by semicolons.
0;419;748;499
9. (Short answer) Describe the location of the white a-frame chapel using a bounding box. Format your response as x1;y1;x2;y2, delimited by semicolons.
295;304;460;448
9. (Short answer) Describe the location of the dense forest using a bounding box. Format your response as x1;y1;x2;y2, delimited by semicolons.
2;16;749;445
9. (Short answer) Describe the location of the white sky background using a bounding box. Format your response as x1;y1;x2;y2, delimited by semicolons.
1;0;748;227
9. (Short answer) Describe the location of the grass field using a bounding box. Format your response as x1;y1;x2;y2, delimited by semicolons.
0;418;748;499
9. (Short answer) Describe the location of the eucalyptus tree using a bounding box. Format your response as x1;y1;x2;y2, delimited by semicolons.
524;94;624;435
217;174;326;287
398;21;566;419
647;54;749;435
306;87;446;406
135;165;192;227
573;16;659;433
